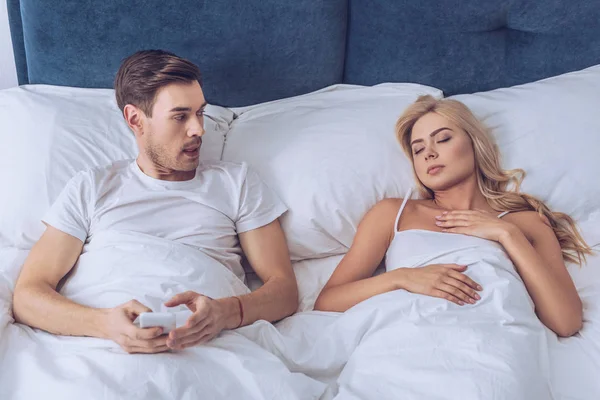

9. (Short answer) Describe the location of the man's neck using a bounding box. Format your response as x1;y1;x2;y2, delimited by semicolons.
136;156;195;182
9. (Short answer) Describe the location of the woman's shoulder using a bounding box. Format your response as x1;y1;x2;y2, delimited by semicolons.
353;199;403;241
503;210;551;226
503;210;552;242
372;197;427;212
372;198;404;215
368;198;429;228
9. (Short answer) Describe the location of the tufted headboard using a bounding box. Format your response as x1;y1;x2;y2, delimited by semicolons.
7;0;600;107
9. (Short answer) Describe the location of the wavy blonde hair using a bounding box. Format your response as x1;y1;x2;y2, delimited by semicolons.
395;95;593;265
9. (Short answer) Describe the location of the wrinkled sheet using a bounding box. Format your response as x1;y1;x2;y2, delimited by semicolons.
0;231;326;400
2;228;599;399
243;242;565;400
249;233;600;400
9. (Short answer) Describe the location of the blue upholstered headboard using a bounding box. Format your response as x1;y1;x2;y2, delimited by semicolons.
8;0;600;107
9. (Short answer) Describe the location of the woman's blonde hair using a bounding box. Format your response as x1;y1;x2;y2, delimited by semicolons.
395;95;593;265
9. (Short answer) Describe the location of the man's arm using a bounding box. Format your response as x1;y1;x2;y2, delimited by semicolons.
233;165;297;322
163;219;298;350
13;225;168;353
12;225;104;336
234;218;299;323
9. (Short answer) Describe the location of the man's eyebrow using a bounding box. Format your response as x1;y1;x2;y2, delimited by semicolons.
169;102;208;113
169;107;191;112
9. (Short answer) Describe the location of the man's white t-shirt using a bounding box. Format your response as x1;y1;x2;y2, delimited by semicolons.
43;159;287;281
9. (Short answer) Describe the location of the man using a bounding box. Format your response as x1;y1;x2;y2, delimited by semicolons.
12;50;298;354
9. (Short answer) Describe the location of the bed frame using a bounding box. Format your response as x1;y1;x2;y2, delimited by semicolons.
7;0;600;106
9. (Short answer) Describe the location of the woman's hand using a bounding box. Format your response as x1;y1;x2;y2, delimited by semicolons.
392;264;482;306
435;210;517;243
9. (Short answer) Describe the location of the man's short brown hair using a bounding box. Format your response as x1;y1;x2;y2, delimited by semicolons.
114;50;202;117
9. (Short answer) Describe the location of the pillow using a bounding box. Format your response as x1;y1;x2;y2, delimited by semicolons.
244;255;342;313
223;84;443;260
293;255;343;312
449;64;600;224
0;85;233;249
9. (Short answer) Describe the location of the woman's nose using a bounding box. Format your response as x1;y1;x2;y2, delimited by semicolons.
425;149;438;160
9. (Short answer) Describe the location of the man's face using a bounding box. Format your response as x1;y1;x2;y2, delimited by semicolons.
139;81;206;173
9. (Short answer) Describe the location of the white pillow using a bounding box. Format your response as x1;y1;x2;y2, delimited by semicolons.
293;255;342;312
0;85;232;249
449;65;600;224
244;255;341;313
223;84;443;260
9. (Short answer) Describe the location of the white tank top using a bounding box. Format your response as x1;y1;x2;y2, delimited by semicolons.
385;188;514;275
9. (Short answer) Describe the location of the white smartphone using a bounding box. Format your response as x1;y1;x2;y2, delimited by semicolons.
133;312;176;334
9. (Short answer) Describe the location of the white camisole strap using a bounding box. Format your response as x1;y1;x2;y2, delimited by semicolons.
497;211;510;219
394;187;413;233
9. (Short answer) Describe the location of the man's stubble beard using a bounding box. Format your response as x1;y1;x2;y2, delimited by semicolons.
145;132;198;172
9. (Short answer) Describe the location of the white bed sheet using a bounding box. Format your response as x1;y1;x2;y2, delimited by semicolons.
0;233;326;400
2;232;598;400
546;218;600;399
260;222;600;400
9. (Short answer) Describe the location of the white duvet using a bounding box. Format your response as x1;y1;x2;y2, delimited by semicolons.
1;228;597;399
0;231;326;400
241;233;555;400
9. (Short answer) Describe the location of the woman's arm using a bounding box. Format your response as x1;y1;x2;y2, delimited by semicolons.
314;200;482;312
314;200;398;312
499;214;583;337
437;210;583;337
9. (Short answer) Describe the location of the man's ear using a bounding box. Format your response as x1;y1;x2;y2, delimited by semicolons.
123;104;145;137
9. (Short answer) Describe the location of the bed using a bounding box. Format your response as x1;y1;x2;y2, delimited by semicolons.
2;0;600;399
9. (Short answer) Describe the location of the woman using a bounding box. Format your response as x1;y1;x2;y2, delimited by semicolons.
314;95;593;337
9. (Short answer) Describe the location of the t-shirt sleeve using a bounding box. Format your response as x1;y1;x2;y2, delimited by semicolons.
42;171;93;243
235;165;288;233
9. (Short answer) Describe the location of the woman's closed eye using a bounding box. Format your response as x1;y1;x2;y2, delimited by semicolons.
437;137;451;144
414;147;425;155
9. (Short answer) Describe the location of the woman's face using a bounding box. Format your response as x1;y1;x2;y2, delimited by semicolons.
409;112;476;192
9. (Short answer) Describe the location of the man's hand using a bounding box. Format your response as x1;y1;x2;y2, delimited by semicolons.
164;291;240;350
102;300;169;354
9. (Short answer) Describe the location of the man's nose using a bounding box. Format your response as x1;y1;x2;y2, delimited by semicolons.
188;118;205;137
